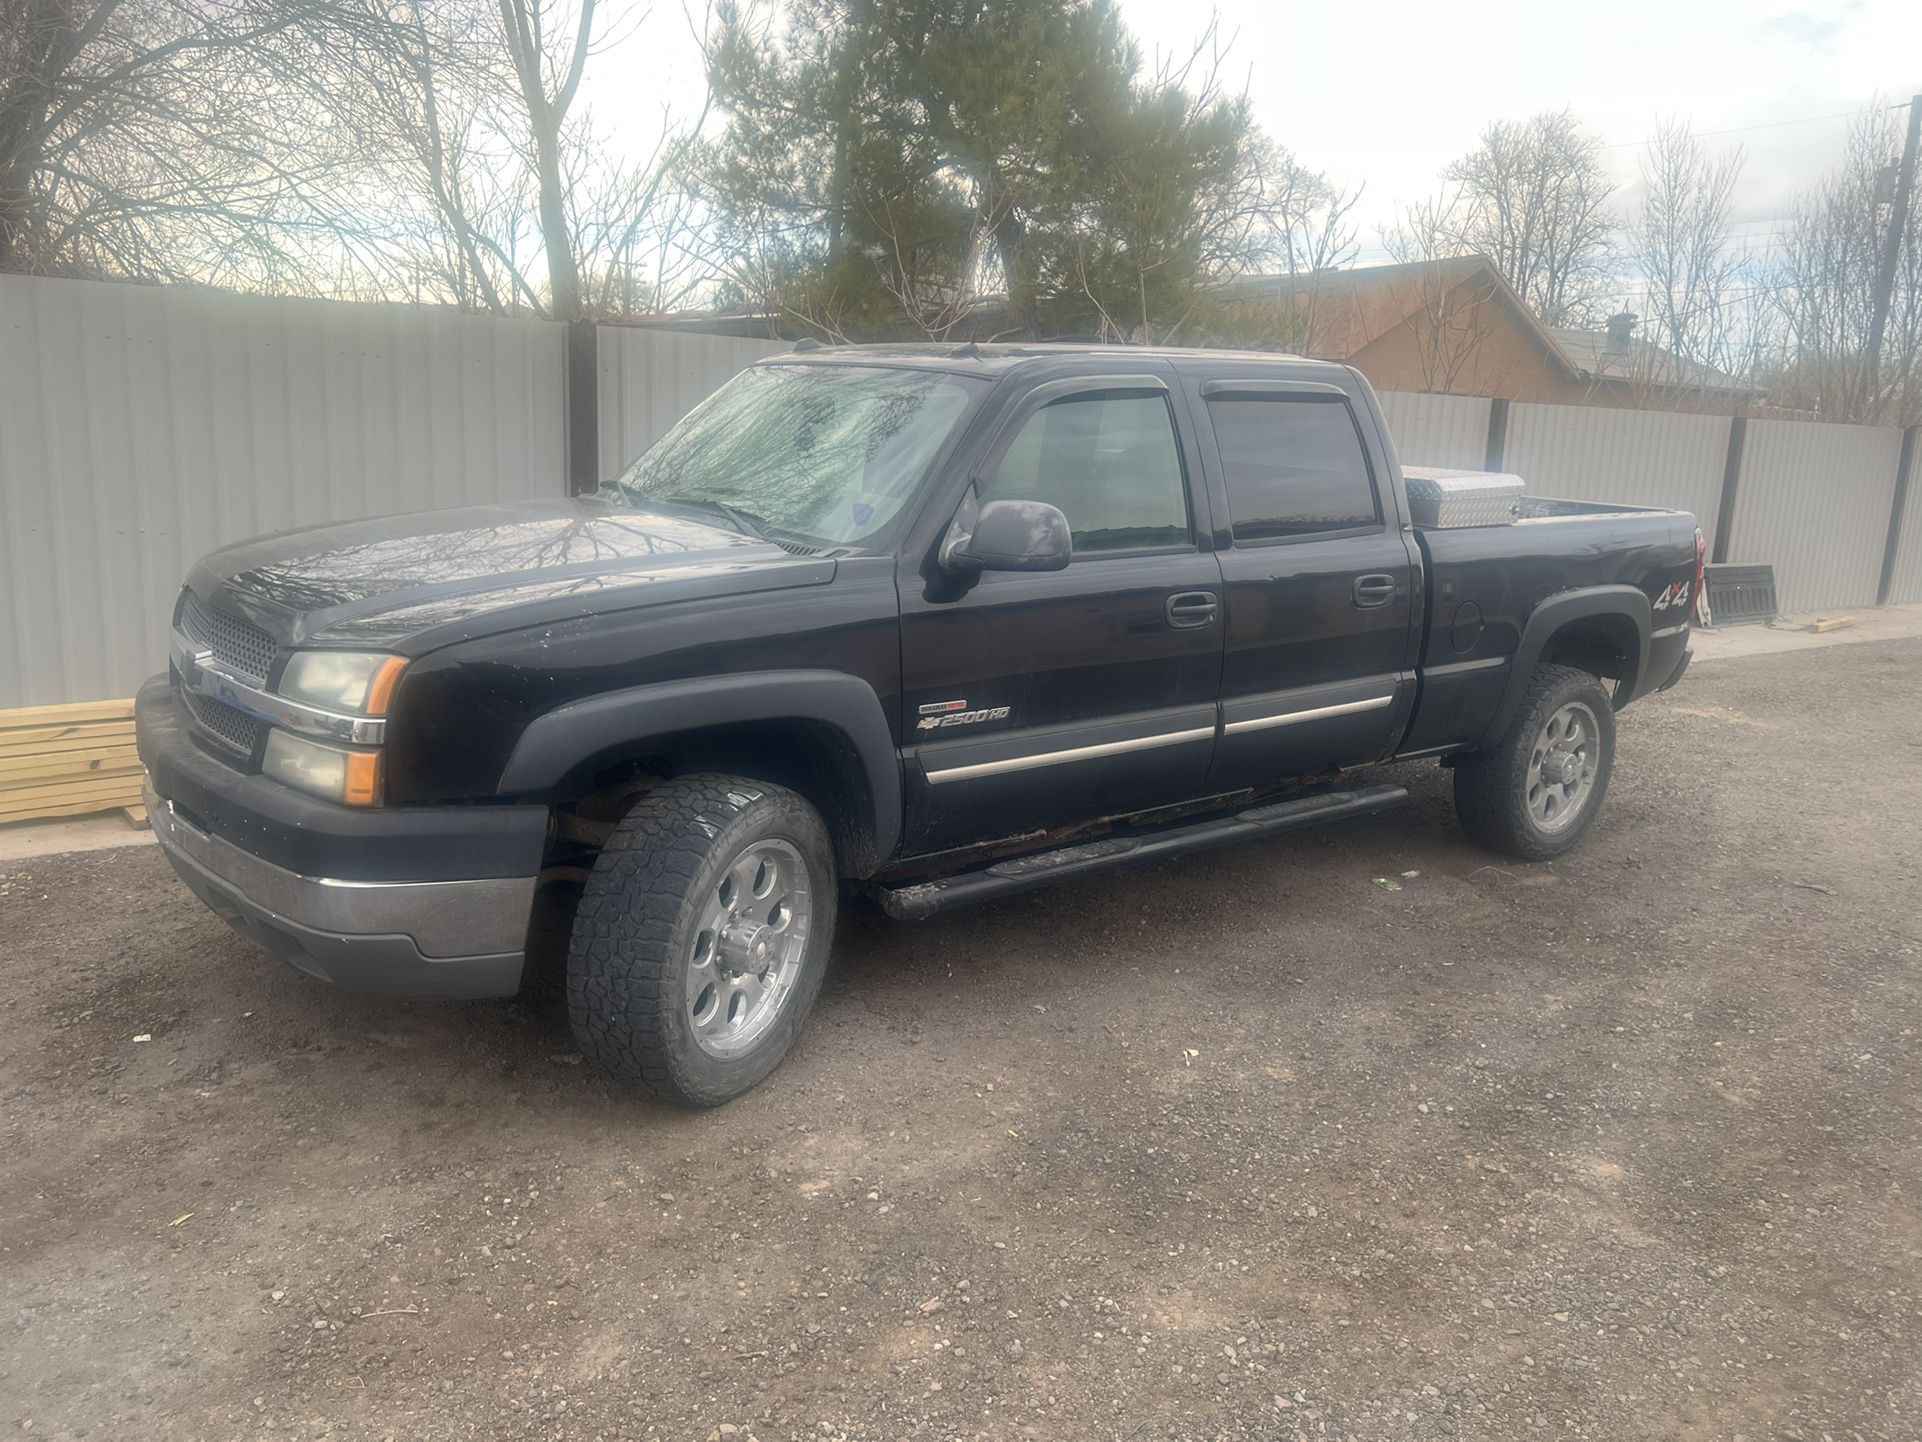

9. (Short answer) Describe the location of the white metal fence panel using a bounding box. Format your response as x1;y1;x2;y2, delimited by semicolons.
1503;403;1730;548
4;276;1916;709
1375;391;1491;470
1728;419;1904;614
597;326;787;480
1883;443;1922;604
0;274;565;708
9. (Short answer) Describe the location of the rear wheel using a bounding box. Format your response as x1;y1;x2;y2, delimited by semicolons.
1453;663;1615;861
567;774;837;1106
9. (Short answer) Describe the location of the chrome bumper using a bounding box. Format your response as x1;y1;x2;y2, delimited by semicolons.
147;779;534;998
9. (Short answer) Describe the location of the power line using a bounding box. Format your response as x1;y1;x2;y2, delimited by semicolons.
1597;104;1903;151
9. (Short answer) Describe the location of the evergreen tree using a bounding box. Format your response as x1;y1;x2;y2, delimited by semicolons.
699;0;1342;341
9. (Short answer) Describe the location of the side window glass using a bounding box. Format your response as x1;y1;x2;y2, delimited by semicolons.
983;394;1191;555
1207;396;1381;540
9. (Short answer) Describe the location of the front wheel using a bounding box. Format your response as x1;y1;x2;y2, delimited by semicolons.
567;774;837;1106
1453;664;1616;861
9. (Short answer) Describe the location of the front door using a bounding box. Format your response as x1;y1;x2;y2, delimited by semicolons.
897;373;1224;856
1177;373;1422;792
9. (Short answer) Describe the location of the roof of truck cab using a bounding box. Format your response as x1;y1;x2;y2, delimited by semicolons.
761;342;1353;380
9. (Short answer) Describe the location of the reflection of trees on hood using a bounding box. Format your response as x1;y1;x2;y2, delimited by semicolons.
230;509;704;612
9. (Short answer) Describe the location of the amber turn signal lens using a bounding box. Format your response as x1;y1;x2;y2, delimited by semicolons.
364;655;409;716
344;750;383;807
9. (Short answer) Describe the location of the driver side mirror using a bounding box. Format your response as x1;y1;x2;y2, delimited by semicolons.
940;494;1072;574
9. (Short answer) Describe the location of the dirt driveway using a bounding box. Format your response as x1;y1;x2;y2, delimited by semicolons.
3;639;1920;1442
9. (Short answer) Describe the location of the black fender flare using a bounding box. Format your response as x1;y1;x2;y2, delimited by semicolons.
1478;585;1652;749
497;670;901;876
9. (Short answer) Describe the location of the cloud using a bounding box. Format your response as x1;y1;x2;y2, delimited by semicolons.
1754;6;1859;52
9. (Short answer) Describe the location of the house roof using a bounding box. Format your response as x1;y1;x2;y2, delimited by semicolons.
1547;324;1748;394
1215;257;1753;397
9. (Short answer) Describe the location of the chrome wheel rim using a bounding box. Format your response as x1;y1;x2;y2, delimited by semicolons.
1526;701;1602;835
685;838;814;1059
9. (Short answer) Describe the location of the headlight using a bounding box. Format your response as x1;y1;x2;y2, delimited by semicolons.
277;651;407;715
263;730;382;806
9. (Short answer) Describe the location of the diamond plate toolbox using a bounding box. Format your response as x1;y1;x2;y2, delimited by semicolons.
1402;467;1526;528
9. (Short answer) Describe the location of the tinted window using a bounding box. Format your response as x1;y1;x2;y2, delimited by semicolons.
984;394;1191;554
1208;396;1380;540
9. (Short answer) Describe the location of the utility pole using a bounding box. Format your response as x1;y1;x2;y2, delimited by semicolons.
1867;93;1922;415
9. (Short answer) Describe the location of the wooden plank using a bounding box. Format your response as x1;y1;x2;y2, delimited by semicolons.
0;725;138;759
0;792;146;825
0;746;141;783
0;769;143;798
0;721;135;750
122;804;150;830
1806;615;1858;633
0;774;145;808
0;791;145;824
0;699;135;730
0;772;147;812
0;701;143;824
0;769;143;797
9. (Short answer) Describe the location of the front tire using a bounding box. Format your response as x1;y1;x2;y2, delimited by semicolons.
1453;664;1615;861
567;774;837;1106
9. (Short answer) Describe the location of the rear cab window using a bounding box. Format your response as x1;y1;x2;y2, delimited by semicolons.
1205;393;1382;542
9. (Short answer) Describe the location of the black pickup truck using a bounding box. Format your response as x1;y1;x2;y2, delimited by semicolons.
136;344;1700;1104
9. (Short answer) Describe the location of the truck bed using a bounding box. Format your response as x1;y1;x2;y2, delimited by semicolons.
1396;500;1699;760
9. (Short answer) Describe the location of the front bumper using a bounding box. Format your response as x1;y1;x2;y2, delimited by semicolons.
137;676;546;998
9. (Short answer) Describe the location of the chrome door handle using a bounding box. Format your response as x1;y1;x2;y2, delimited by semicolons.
1353;574;1397;608
1166;591;1219;629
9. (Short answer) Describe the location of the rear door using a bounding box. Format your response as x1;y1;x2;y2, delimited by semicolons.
1178;371;1422;792
896;370;1224;856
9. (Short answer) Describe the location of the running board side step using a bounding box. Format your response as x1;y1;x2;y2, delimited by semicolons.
870;782;1410;921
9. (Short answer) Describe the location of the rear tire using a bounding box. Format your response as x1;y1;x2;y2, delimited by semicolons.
1453;663;1615;861
567;774;837;1107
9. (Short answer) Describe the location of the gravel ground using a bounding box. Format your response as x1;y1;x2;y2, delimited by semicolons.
2;639;1919;1442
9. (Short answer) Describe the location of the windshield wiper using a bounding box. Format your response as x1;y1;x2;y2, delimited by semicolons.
647;495;773;541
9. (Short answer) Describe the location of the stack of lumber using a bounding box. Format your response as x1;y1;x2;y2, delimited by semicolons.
0;699;143;825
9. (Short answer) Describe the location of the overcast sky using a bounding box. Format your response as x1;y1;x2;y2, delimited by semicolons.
596;0;1922;267
1122;0;1922;260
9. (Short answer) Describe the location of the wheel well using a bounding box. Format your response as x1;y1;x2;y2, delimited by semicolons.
552;719;879;879
1537;613;1641;698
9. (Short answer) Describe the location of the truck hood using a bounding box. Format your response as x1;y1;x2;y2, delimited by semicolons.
184;498;838;652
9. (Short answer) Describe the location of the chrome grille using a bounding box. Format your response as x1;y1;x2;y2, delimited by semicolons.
183;689;266;757
178;590;278;682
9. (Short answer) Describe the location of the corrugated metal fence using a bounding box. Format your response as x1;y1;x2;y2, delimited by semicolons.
2;272;1917;707
1;275;564;709
1393;399;1916;616
0;277;777;706
598;326;785;481
1501;404;1732;553
1725;421;1904;613
1376;392;1490;471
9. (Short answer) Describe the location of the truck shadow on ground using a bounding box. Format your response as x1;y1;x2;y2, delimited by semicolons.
502;760;1472;1095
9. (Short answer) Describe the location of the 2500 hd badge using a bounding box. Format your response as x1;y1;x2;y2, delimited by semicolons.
916;701;1012;730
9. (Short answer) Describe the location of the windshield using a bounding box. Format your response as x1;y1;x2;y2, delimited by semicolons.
608;362;983;548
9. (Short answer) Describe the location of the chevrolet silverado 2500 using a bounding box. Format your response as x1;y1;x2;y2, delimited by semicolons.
137;345;1700;1104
